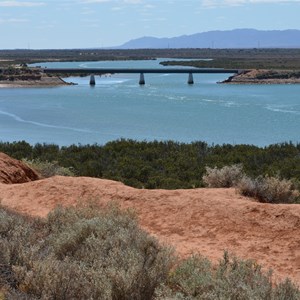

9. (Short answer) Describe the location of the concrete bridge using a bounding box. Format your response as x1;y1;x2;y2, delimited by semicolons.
43;68;241;85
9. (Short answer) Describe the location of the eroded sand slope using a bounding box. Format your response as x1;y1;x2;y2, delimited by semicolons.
1;175;300;284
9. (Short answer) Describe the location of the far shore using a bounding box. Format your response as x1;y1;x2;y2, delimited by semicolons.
221;69;300;84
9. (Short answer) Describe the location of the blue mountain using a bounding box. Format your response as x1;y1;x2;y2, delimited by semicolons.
117;29;300;49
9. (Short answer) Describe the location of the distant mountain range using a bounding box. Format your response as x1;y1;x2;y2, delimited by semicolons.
117;29;300;49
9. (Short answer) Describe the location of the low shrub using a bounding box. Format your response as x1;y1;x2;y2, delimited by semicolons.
155;252;300;300
202;164;244;188
1;205;300;299
0;203;173;300
238;175;299;204
203;164;300;204
22;158;75;178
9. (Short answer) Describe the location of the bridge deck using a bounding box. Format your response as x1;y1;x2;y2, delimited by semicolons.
43;68;240;74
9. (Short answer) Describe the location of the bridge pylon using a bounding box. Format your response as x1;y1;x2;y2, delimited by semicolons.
188;72;194;85
139;73;145;85
90;75;96;86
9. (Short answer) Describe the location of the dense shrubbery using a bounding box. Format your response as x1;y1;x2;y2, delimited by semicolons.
1;205;299;299
1;140;300;190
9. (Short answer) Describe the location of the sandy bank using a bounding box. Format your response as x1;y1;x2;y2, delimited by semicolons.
222;69;300;84
0;75;73;88
1;175;300;285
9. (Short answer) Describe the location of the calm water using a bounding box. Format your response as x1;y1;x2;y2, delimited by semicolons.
0;59;300;146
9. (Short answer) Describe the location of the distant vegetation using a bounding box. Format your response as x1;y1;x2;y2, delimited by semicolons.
1;48;300;70
160;56;300;70
0;65;41;81
255;70;300;79
1;140;300;194
1;204;299;299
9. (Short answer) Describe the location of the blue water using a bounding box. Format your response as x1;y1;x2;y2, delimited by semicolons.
0;59;300;146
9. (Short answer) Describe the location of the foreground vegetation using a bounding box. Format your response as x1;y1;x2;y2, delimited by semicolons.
1;140;300;192
1;204;299;299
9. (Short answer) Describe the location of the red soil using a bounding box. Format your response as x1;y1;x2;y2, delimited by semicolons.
0;153;299;285
0;152;39;184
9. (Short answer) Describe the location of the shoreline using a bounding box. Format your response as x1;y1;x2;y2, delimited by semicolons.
221;69;300;84
0;75;74;88
2;68;300;87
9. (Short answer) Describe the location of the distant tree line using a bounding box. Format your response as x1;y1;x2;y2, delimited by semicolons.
1;139;300;189
1;48;300;69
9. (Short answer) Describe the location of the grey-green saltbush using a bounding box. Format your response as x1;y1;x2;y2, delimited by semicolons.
1;204;300;299
155;252;300;300
238;175;299;204
1;203;173;300
22;158;74;178
202;164;244;188
202;164;299;204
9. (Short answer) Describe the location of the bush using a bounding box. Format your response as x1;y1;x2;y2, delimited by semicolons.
238;175;299;204
2;140;300;189
1;205;300;299
155;252;300;300
0;203;173;300
22;158;75;178
202;164;244;188
203;164;300;204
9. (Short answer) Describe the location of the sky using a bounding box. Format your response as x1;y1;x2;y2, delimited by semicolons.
0;0;300;49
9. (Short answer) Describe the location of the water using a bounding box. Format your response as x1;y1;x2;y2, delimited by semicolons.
0;59;300;146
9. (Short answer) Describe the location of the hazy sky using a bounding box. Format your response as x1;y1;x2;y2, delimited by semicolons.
0;0;299;49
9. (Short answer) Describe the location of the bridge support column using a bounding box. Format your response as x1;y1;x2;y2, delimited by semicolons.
139;73;145;85
188;72;194;85
90;75;96;86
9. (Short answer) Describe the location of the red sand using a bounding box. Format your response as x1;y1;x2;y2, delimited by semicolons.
1;175;300;284
1;152;300;284
0;152;39;184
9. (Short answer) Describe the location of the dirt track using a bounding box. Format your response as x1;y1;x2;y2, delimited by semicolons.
1;175;300;285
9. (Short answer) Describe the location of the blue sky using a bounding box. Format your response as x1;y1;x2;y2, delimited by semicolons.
0;0;299;49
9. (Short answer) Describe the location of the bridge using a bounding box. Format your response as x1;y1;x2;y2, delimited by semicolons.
43;68;241;85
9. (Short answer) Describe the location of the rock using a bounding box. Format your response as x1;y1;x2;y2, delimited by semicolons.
0;152;39;184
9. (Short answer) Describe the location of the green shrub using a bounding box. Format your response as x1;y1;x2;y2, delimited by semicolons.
2;140;300;189
238;175;299;204
22;158;74;178
202;164;244;188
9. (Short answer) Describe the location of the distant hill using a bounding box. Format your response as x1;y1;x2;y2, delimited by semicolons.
117;29;300;49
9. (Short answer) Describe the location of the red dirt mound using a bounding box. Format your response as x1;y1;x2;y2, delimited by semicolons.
1;175;300;285
0;152;39;184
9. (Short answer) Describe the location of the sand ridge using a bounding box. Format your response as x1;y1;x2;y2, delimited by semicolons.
1;175;300;284
0;152;39;184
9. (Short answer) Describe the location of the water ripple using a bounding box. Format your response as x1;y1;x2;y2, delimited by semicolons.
0;109;93;133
